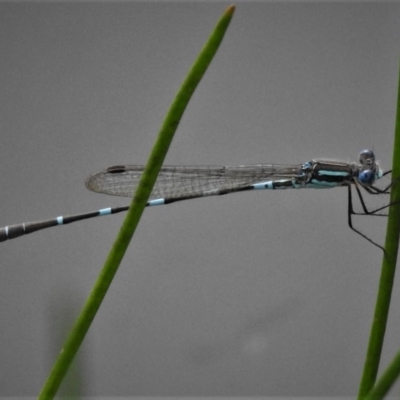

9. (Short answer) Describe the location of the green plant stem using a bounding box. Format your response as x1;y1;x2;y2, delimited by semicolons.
357;63;400;398
364;350;400;400
38;6;235;399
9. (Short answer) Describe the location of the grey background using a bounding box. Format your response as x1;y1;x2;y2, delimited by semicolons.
1;2;400;397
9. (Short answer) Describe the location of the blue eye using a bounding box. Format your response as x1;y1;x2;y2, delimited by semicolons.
358;169;375;185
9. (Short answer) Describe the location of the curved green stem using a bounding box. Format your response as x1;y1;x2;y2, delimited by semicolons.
38;6;235;399
364;350;400;400
358;62;400;398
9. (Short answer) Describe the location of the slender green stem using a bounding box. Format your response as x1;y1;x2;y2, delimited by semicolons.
357;63;400;398
38;6;235;399
364;350;400;400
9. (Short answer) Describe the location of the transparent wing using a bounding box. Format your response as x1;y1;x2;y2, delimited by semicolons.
85;164;302;199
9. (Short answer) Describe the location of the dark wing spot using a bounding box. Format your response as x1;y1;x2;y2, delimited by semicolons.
106;165;127;174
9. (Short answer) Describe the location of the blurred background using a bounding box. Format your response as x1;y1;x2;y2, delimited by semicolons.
1;2;400;397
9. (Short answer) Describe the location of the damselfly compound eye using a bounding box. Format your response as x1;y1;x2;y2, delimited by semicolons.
359;150;375;165
358;169;375;185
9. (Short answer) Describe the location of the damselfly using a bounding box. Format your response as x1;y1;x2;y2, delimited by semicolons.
0;149;392;249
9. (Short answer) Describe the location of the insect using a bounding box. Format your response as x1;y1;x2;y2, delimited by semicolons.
0;149;392;250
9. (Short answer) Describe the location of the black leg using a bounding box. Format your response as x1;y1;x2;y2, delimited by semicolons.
347;184;386;252
352;176;400;216
364;171;394;195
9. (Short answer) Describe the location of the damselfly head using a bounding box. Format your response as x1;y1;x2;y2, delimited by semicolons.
359;149;375;166
358;168;376;186
357;163;383;187
357;149;383;186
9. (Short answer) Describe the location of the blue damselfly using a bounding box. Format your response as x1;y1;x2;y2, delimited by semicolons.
0;150;392;250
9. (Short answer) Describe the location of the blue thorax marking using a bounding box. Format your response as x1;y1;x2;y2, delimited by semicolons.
318;170;350;177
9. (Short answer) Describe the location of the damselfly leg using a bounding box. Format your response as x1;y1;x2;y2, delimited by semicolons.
348;170;398;251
